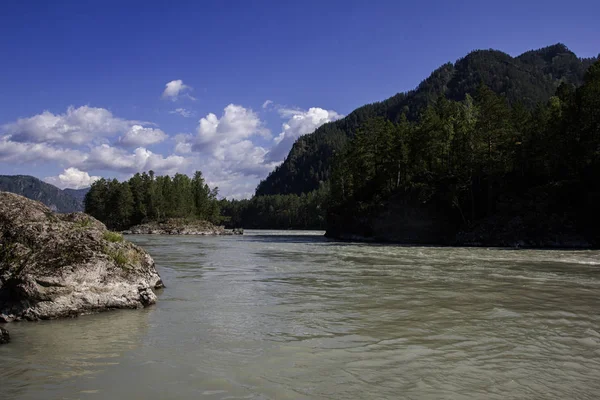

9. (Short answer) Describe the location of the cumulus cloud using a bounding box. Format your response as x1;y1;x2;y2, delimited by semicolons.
0;100;342;199
262;100;273;109
184;104;270;155
173;104;278;198
0;106;191;191
0;137;86;164
44;167;101;189
162;80;195;101
173;133;193;154
169;108;194;118
265;107;342;163
1;106;147;146
81;145;188;175
202;167;262;200
172;103;343;198
118;125;167;147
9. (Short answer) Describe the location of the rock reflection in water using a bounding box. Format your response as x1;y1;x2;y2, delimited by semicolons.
0;308;150;399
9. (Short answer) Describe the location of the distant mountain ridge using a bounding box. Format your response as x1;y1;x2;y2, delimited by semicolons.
0;175;87;213
256;43;598;196
63;187;90;204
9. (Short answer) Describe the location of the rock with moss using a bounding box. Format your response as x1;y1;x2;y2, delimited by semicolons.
123;218;243;236
0;191;164;322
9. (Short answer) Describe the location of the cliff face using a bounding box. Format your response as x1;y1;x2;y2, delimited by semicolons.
0;191;164;322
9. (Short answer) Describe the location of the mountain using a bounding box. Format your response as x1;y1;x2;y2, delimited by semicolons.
256;44;597;196
0;175;85;213
63;187;90;204
324;57;600;247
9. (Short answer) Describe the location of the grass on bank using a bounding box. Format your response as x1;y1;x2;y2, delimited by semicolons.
103;231;124;243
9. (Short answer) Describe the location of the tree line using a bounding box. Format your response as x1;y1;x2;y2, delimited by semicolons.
85;171;220;230
219;185;329;229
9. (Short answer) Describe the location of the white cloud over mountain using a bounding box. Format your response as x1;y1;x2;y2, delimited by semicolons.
265;107;342;163
45;167;101;189
0;101;341;199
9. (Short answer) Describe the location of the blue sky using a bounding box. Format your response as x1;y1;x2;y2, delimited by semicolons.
1;0;598;197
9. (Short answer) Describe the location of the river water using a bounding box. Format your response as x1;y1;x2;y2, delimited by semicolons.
1;230;600;399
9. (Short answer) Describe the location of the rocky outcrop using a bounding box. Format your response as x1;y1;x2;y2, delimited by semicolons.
0;191;164;322
123;219;243;236
0;327;9;344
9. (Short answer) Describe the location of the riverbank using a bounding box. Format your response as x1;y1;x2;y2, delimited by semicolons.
325;192;597;249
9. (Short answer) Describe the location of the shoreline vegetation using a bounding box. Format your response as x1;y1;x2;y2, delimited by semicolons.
84;170;236;236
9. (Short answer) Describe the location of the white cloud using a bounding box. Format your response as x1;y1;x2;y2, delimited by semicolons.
262;100;273;109
265;107;342;163
172;103;342;198
173;104;278;198
81;145;188;175
188;104;270;154
1;106;190;191
169;108;194;118
162;80;195;101
173;133;193;154
0;100;342;199
1;106;147;146
276;107;304;118
118;125;167;147
44;167;101;189
0;138;86;164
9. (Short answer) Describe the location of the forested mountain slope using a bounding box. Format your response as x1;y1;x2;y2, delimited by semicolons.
256;44;597;196
325;58;600;247
0;175;84;212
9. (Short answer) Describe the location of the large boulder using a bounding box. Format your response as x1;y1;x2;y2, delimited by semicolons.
0;191;164;321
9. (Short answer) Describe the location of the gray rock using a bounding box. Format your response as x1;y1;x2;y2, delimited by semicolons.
0;327;9;344
0;191;164;321
123;219;243;236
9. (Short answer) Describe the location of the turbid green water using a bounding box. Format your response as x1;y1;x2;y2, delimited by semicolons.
1;230;600;399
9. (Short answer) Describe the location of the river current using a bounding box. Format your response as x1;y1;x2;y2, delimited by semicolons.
1;230;599;399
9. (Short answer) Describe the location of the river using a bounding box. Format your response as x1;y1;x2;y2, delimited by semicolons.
1;230;600;399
